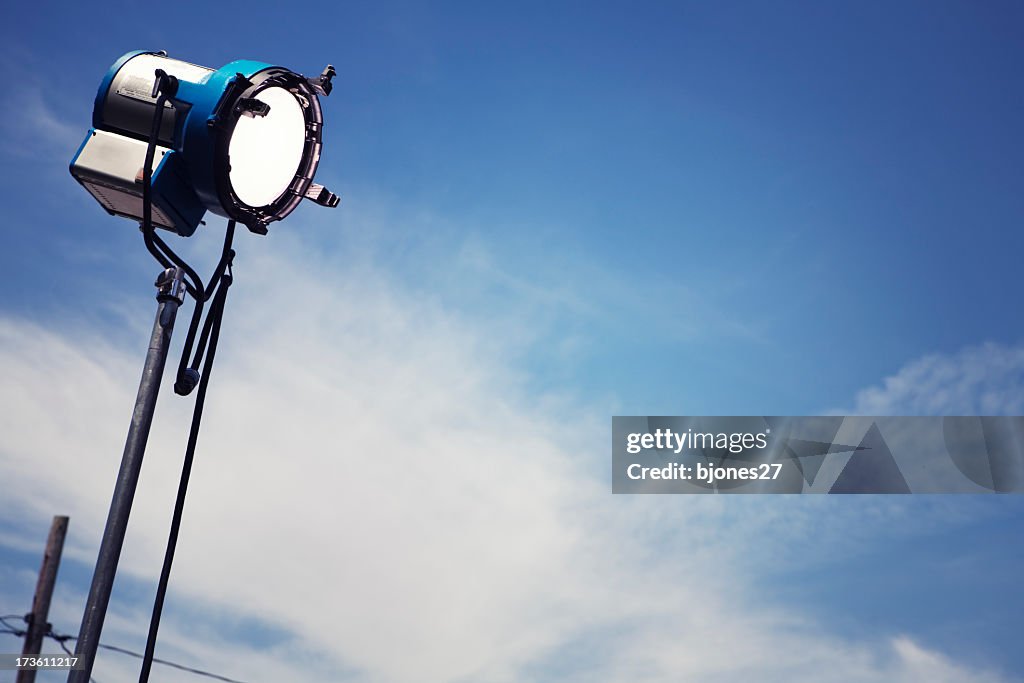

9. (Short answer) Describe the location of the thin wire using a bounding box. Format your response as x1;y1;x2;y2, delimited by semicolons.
6;619;250;683
50;630;250;683
46;631;247;683
1;619;101;683
57;640;104;683
100;641;248;683
0;615;24;632
55;636;103;683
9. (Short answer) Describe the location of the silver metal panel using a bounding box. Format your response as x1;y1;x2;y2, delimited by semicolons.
71;130;174;227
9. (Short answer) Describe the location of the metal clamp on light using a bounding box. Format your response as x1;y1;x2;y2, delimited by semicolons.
70;50;339;236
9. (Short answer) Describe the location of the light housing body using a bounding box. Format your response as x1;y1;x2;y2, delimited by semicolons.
71;51;337;236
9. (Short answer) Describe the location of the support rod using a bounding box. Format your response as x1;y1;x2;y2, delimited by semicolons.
68;267;185;683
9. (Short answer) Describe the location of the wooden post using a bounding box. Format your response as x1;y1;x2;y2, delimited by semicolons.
18;515;69;683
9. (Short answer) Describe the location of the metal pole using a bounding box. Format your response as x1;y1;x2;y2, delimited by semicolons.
68;267;185;683
18;515;69;683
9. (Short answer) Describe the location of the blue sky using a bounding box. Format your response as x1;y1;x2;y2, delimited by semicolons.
1;2;1023;682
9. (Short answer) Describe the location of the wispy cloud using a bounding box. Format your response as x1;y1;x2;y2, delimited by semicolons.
287;189;770;372
0;84;84;161
843;342;1024;415
0;230;1018;682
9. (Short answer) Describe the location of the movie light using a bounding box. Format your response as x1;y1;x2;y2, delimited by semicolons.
70;50;338;236
66;49;340;683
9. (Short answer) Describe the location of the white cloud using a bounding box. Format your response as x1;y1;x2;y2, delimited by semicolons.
847;342;1024;415
0;232;1017;683
887;636;1007;683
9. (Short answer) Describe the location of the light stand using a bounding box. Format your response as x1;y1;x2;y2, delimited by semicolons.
65;49;338;683
68;266;185;683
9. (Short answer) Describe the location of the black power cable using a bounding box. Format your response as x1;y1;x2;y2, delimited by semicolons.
139;264;233;683
135;69;238;683
174;219;235;396
141;70;204;300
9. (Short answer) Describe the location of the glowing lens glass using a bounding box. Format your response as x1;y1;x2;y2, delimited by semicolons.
227;87;306;207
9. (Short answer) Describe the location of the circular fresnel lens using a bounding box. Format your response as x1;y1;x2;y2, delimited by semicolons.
228;86;307;208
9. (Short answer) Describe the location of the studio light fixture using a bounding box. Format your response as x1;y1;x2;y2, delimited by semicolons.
66;50;340;683
70;50;339;236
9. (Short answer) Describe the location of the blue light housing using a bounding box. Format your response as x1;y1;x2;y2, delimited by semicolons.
71;50;338;237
